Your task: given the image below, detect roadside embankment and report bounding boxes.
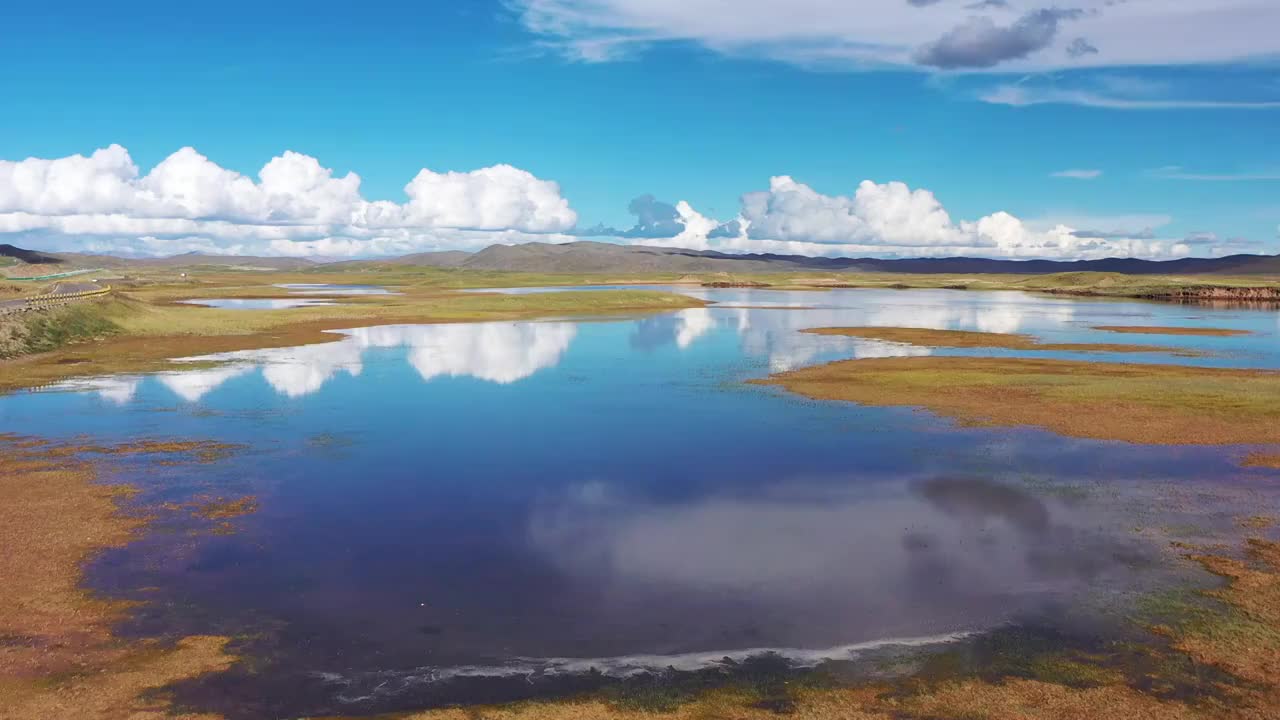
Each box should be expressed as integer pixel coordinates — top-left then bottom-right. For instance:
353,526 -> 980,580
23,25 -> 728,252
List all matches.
0,297 -> 123,360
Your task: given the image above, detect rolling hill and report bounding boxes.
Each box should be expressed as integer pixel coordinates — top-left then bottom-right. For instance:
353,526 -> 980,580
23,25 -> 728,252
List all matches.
4,241 -> 1279,276
354,241 -> 1280,276
1,246 -> 318,272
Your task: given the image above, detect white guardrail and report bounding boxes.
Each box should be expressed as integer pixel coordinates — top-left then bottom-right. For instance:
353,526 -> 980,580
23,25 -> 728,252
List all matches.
0,286 -> 112,315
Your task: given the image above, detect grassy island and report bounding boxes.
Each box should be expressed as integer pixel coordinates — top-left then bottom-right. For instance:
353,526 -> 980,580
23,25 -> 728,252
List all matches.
757,355 -> 1280,446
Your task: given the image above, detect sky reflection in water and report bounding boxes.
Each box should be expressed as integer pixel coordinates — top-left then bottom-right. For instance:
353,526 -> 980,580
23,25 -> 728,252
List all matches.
276,283 -> 398,295
4,287 -> 1279,715
178,298 -> 338,310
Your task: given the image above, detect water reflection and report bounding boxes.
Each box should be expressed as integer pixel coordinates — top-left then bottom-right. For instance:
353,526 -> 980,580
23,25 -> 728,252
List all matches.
625,290 -> 1084,371
47,286 -> 1278,411
159,366 -> 256,402
180,298 -> 337,310
674,308 -> 715,349
353,323 -> 577,385
12,286 -> 1280,716
66,285 -> 1273,407
630,304 -> 937,370
277,283 -> 396,296
528,475 -> 1153,652
54,376 -> 143,404
156,321 -> 577,400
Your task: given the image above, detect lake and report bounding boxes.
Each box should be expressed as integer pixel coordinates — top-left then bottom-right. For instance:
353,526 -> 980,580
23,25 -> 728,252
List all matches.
180,298 -> 339,310
276,283 -> 399,295
3,286 -> 1278,717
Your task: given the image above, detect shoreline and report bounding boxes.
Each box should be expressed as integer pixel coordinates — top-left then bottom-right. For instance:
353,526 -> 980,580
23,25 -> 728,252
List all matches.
0,434 -> 241,720
3,315 -> 1280,716
3,275 -> 1280,718
4,266 -> 1278,397
0,284 -> 706,394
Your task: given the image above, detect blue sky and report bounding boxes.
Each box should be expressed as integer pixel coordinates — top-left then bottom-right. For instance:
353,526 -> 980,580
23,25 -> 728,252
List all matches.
0,0 -> 1276,259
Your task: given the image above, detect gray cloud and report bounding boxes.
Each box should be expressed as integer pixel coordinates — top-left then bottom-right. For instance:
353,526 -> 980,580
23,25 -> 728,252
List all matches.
1180,232 -> 1258,250
915,8 -> 1083,69
579,194 -> 745,240
1066,37 -> 1099,57
709,219 -> 743,239
1181,231 -> 1218,246
1070,227 -> 1157,240
626,194 -> 683,237
577,194 -> 685,238
908,0 -> 945,6
966,0 -> 1010,8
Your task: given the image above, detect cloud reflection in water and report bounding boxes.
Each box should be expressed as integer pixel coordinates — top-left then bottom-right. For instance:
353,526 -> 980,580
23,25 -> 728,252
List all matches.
528,474 -> 1155,649
54,288 -> 1080,404
630,289 -> 1078,370
154,321 -> 577,400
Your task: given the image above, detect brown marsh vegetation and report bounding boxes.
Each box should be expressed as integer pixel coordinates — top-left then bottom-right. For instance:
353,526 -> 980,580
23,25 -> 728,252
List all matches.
0,434 -> 243,719
1091,325 -> 1253,337
1244,454 -> 1280,470
804,326 -> 1201,355
757,356 -> 1280,446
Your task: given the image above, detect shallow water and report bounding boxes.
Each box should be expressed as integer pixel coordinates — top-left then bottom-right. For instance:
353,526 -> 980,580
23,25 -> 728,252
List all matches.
180,298 -> 338,310
4,287 -> 1280,717
276,283 -> 397,295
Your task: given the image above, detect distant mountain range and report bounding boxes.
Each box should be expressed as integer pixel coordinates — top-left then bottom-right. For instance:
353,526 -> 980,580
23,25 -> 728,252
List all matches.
5,241 -> 1280,276
0,243 -> 65,265
334,241 -> 1280,276
1,246 -> 317,271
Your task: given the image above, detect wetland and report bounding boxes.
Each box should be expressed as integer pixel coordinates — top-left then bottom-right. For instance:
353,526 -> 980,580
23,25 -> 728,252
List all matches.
2,281 -> 1279,719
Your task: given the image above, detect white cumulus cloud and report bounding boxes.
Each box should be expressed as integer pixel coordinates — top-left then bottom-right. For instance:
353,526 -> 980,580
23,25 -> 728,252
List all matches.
0,145 -> 1239,261
0,145 -> 578,257
739,177 -> 965,248
650,176 -> 1192,260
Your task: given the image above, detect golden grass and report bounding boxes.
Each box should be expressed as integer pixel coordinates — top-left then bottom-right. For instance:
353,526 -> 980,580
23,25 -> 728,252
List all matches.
1092,325 -> 1252,337
190,495 -> 257,520
806,326 -> 1199,355
162,495 -> 259,535
1179,540 -> 1280,689
0,435 -> 238,720
88,439 -> 243,463
757,356 -> 1280,446
1243,453 -> 1280,470
347,689 -> 894,720
331,684 -> 1188,720
1238,516 -> 1277,530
